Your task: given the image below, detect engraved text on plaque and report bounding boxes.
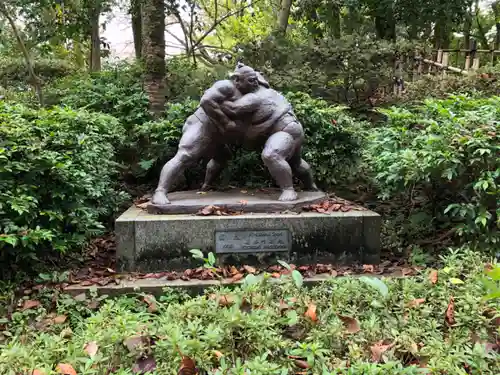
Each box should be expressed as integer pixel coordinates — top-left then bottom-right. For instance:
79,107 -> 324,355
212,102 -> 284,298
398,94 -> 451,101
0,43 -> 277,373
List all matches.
215,229 -> 291,254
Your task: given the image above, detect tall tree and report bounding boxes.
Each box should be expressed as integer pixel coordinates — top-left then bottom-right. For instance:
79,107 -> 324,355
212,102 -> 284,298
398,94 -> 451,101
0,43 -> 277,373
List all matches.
88,0 -> 102,71
493,1 -> 500,50
142,0 -> 166,117
278,0 -> 293,35
130,0 -> 142,59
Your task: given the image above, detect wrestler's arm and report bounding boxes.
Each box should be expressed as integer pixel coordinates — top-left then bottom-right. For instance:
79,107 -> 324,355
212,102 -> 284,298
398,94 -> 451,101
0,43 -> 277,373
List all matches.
199,80 -> 236,128
221,93 -> 261,117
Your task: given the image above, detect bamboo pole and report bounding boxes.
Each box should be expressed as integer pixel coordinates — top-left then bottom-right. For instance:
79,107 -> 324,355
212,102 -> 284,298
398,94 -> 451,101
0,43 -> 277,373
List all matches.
472,57 -> 480,70
442,52 -> 450,78
415,57 -> 470,76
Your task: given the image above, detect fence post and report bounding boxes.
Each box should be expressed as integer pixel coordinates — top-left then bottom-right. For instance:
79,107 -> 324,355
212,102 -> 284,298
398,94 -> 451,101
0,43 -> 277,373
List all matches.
470,39 -> 478,71
442,52 -> 449,78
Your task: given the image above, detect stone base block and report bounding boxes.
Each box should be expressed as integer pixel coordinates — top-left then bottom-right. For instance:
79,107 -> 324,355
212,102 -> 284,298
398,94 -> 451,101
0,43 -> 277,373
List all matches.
116,205 -> 381,272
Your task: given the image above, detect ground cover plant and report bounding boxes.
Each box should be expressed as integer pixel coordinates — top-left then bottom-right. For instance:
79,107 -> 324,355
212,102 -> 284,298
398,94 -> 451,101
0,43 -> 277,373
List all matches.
0,247 -> 498,374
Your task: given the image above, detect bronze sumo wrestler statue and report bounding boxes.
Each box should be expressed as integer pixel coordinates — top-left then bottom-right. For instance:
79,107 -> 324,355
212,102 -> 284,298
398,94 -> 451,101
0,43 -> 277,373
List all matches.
151,63 -> 319,206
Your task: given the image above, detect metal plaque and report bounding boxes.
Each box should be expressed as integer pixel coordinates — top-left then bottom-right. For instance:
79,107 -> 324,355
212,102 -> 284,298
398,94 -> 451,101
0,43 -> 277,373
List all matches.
215,229 -> 291,254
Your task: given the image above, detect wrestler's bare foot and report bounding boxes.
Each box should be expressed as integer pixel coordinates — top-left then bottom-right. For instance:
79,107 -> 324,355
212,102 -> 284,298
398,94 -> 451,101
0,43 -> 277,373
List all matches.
151,190 -> 170,205
279,188 -> 298,201
200,183 -> 213,192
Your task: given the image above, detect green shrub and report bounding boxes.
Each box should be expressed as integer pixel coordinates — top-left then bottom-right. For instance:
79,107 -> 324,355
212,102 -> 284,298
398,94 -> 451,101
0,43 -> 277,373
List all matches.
286,91 -> 364,186
135,92 -> 363,189
0,57 -> 77,88
366,95 -> 499,245
0,102 -> 128,266
48,62 -> 149,130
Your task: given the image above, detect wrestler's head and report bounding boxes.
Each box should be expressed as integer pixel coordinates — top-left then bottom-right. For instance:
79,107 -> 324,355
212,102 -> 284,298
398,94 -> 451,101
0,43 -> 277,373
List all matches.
230,63 -> 260,94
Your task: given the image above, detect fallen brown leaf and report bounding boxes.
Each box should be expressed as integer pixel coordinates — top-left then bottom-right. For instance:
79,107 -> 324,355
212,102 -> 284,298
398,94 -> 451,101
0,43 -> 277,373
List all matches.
22,300 -> 41,310
363,264 -> 375,273
271,272 -> 281,278
213,350 -> 224,360
53,315 -> 67,325
83,341 -> 98,358
370,340 -> 394,362
124,336 -> 149,354
231,273 -> 244,282
402,267 -> 415,276
132,356 -> 157,374
143,294 -> 158,313
209,294 -> 234,307
429,270 -> 438,284
294,359 -> 310,369
445,296 -> 455,326
338,315 -> 360,333
243,265 -> 256,274
198,205 -> 216,216
178,355 -> 197,375
56,363 -> 77,375
304,303 -> 318,322
279,299 -> 291,312
407,298 -> 426,308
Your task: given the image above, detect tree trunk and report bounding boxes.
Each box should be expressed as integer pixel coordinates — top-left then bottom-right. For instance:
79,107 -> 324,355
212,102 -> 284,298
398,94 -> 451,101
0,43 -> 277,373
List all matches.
277,0 -> 293,35
142,0 -> 166,117
434,18 -> 450,49
493,2 -> 500,50
89,1 -> 101,72
331,5 -> 341,39
374,8 -> 396,40
346,6 -> 359,35
131,0 -> 142,59
464,10 -> 472,50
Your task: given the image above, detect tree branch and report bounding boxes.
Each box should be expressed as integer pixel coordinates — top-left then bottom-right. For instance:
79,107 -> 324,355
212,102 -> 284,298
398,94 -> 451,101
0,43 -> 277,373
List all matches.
0,1 -> 44,106
192,0 -> 261,50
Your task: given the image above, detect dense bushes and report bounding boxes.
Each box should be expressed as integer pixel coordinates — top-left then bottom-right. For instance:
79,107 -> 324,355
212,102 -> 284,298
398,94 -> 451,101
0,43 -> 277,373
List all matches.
365,95 -> 499,245
48,62 -> 149,130
0,57 -> 77,88
238,36 -> 419,106
0,103 -> 127,266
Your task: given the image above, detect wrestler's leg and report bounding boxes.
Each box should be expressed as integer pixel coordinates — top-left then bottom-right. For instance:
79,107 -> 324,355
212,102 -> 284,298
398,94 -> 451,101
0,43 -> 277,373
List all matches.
201,145 -> 232,191
289,149 -> 319,191
152,119 -> 212,205
261,131 -> 297,201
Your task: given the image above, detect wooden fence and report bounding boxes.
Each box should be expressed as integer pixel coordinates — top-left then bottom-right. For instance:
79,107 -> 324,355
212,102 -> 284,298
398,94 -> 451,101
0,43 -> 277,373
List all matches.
392,46 -> 500,96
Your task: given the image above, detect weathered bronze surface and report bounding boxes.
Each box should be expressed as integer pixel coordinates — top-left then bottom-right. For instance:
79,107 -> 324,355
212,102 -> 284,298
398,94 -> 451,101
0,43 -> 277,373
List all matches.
150,63 -> 319,209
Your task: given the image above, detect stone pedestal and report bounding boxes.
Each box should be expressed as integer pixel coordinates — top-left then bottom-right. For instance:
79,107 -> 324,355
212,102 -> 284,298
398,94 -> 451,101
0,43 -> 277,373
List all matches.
116,189 -> 381,272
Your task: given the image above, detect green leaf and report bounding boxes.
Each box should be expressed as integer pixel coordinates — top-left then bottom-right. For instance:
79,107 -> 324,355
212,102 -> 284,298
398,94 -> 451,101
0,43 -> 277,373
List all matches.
189,249 -> 204,259
243,274 -> 259,287
291,270 -> 303,289
286,310 -> 299,325
359,276 -> 389,298
138,159 -> 155,171
449,278 -> 464,284
208,252 -> 216,265
277,260 -> 291,270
